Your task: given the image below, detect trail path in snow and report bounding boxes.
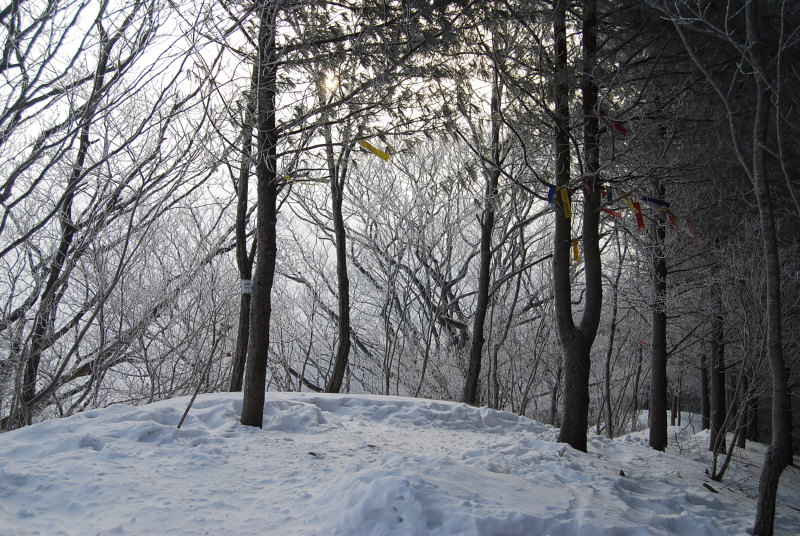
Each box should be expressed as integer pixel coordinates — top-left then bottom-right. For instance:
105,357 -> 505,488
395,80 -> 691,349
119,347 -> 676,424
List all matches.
1,393 -> 798,535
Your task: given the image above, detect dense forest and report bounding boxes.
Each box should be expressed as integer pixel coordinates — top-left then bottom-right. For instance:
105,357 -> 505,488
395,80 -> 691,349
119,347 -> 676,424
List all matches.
1,0 -> 798,533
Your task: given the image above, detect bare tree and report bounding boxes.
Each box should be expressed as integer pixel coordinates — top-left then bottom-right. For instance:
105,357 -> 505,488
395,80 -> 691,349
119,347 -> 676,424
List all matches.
1,0 -> 226,429
228,66 -> 258,393
462,38 -> 503,406
650,1 -> 797,533
240,1 -> 280,427
551,0 -> 604,453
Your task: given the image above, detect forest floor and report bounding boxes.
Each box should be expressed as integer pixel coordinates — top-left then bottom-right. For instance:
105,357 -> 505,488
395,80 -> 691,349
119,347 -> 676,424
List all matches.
0,392 -> 798,535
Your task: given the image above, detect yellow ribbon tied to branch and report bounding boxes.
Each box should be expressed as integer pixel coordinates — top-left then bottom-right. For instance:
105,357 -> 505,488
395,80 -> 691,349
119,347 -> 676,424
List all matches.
559,187 -> 572,218
358,140 -> 391,161
620,190 -> 636,212
572,238 -> 580,262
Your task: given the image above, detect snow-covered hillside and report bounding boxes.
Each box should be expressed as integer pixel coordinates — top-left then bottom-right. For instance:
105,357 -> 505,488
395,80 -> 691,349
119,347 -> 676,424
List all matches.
0,393 -> 798,535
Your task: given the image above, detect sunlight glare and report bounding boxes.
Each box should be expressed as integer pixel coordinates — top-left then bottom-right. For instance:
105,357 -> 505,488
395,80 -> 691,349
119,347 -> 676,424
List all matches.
324,72 -> 338,94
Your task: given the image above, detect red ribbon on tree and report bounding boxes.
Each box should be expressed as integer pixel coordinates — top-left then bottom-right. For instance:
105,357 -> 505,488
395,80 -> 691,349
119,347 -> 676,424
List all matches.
685,219 -> 702,246
633,202 -> 645,230
597,109 -> 630,137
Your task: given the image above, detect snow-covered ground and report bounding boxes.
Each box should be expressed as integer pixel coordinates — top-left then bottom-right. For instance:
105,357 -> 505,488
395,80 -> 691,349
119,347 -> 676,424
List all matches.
1,393 -> 798,535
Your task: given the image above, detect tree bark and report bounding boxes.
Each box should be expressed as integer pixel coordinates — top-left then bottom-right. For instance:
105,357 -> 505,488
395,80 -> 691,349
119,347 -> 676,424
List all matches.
324,126 -> 354,393
229,66 -> 257,393
463,59 -> 501,405
709,314 -> 726,454
603,293 -> 617,438
241,6 -> 279,428
230,293 -> 253,392
755,447 -> 786,535
649,185 -> 668,451
603,232 -> 623,438
748,4 -> 793,533
700,355 -> 710,430
748,392 -> 760,443
554,0 -> 603,453
550,365 -> 562,427
737,379 -> 747,449
13,23 -> 118,426
631,346 -> 643,432
670,395 -> 677,427
666,4 -> 793,530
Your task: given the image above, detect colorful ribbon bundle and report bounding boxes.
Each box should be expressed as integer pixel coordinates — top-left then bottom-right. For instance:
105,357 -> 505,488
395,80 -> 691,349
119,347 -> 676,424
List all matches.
547,181 -> 703,262
611,188 -> 702,245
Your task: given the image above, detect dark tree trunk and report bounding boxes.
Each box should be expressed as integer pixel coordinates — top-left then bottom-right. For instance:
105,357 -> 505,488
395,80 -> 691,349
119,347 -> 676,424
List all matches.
241,7 -> 279,428
631,346 -> 643,432
649,184 -> 668,451
603,233 -> 623,438
554,0 -> 603,453
670,395 -> 678,427
550,365 -> 562,427
325,188 -> 351,393
748,393 -> 760,443
551,0 -> 578,446
324,128 -> 354,393
229,67 -> 257,393
748,5 -> 793,533
755,447 -> 786,535
463,62 -> 501,405
712,406 -> 747,482
669,3 -> 793,529
700,356 -> 710,430
737,381 -> 747,449
603,296 -> 617,438
14,36 -> 114,427
230,294 -> 252,392
710,314 -> 726,454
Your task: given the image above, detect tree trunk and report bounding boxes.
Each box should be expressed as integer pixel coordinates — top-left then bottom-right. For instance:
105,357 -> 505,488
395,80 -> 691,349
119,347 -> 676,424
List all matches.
709,314 -> 726,454
748,393 -> 760,443
230,293 -> 252,392
550,365 -> 562,427
669,4 -> 793,530
649,184 -> 668,452
755,447 -> 786,536
324,133 -> 354,394
14,32 -> 115,427
712,407 -> 747,482
700,356 -> 710,430
748,4 -> 793,533
603,301 -> 616,438
241,6 -> 279,428
737,380 -> 747,449
551,0 -> 578,445
748,0 -> 793,459
463,61 -> 501,405
554,0 -> 603,453
603,233 -> 623,439
631,345 -> 643,432
670,395 -> 677,427
229,67 -> 257,393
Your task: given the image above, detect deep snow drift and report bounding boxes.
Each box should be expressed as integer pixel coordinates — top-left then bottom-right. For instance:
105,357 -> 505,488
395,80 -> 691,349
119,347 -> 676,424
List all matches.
0,393 -> 798,535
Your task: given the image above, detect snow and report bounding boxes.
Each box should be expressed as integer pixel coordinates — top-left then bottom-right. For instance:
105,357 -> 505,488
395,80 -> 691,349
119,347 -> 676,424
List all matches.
1,393 -> 798,535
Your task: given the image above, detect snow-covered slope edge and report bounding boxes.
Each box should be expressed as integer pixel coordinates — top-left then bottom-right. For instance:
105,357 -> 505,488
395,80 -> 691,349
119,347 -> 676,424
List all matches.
0,392 -> 797,535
